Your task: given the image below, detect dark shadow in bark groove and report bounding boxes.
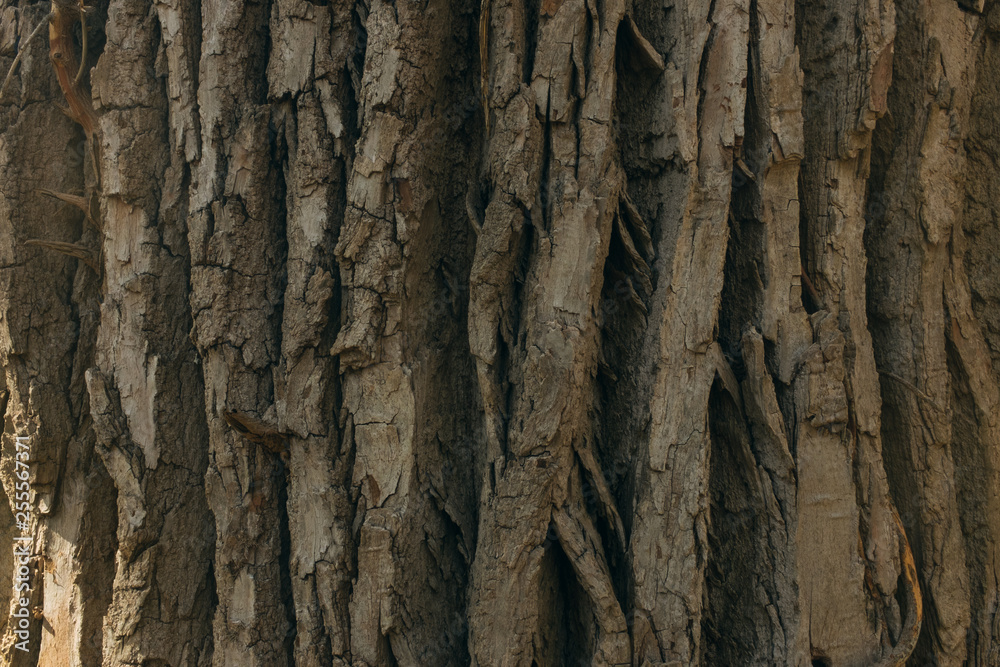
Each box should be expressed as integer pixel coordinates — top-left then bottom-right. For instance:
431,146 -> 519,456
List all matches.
704,381 -> 767,666
870,320 -> 931,660
603,0 -> 670,615
534,534 -> 590,666
73,453 -> 116,662
495,215 -> 534,460
797,171 -> 818,315
946,331 -> 998,662
276,454 -> 296,664
964,11 -> 1000,380
719,208 -> 762,373
348,3 -> 367,103
595,209 -> 651,598
864,24 -> 958,661
523,0 -> 540,85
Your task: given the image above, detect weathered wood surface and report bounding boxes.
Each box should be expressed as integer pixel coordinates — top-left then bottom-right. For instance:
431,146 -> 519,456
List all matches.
0,0 -> 997,665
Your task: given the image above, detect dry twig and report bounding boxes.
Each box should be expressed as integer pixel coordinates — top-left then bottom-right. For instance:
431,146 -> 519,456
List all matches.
0,13 -> 52,100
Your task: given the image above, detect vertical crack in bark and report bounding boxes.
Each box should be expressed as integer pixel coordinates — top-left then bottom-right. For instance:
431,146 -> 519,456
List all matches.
266,101 -> 297,667
0,1 -> 117,663
187,0 -> 290,660
80,0 -> 218,663
705,376 -> 785,665
797,0 -> 929,663
701,2 -> 811,659
955,6 -> 1000,661
266,0 -> 365,660
865,0 -> 991,663
332,0 -> 479,662
468,0 -> 651,661
616,1 -> 748,663
944,303 -> 1000,663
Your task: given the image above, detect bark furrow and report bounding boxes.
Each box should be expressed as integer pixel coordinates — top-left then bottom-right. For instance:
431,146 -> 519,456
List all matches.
0,0 -> 997,664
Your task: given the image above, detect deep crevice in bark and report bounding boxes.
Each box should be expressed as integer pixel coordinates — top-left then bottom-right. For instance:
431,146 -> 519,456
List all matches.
797,171 -> 817,314
2,0 -> 1000,663
704,382 -> 767,665
535,535 -> 592,666
523,0 -> 539,85
276,457 -> 297,664
945,330 -> 993,661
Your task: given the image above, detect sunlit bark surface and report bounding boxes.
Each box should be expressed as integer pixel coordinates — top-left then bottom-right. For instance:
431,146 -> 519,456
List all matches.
0,0 -> 998,664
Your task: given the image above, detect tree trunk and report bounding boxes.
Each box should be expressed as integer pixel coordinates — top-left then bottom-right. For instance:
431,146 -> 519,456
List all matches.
0,0 -> 998,664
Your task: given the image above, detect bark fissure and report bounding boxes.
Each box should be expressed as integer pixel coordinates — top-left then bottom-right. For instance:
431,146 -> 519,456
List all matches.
2,0 -> 1000,664
864,0 -> 1000,662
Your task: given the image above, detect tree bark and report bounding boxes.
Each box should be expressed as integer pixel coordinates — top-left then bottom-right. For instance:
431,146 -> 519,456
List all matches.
0,0 -> 997,665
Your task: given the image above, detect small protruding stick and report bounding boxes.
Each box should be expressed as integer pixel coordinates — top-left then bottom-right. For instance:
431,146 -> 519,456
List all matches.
465,187 -> 482,236
49,0 -> 100,186
878,370 -> 947,413
0,13 -> 53,100
74,0 -> 86,84
48,0 -> 96,138
479,0 -> 490,134
36,188 -> 101,231
800,263 -> 825,309
37,188 -> 88,212
24,239 -> 99,272
222,410 -> 289,462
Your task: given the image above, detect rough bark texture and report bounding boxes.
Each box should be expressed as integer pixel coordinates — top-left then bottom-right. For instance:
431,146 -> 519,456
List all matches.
0,0 -> 997,665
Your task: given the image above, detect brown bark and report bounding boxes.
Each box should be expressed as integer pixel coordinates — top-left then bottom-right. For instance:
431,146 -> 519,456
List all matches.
867,1 -> 1000,664
0,0 -> 998,665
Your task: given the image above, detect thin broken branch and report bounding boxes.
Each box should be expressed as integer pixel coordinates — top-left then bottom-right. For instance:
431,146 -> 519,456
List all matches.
74,1 -> 87,84
36,188 -> 100,230
878,370 -> 947,413
0,13 -> 53,100
222,410 -> 289,459
800,263 -> 824,309
49,0 -> 96,138
24,239 -> 99,272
